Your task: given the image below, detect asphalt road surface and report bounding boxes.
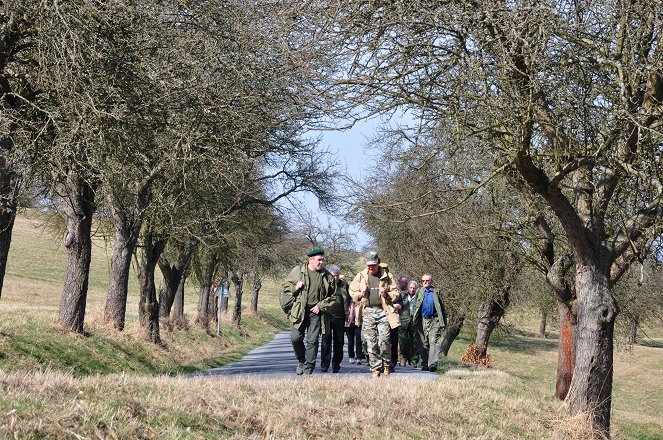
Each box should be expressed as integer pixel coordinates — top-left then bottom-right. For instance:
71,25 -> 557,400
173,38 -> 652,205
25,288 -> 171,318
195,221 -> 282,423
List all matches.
195,331 -> 437,379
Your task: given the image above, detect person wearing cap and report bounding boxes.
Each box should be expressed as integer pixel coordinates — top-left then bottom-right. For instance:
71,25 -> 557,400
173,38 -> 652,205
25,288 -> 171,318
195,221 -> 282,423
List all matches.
412,274 -> 448,372
282,248 -> 337,375
320,265 -> 346,373
349,251 -> 400,377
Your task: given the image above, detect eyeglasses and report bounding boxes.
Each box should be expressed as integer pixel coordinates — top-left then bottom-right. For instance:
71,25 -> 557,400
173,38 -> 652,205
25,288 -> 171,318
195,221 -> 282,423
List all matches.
422,279 -> 431,283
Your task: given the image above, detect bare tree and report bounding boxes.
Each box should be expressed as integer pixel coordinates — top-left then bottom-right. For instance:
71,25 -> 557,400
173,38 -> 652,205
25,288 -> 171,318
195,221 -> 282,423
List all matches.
304,1 -> 663,433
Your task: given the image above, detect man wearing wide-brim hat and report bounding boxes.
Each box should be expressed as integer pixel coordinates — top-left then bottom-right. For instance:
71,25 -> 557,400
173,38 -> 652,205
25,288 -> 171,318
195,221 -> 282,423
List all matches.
282,248 -> 337,376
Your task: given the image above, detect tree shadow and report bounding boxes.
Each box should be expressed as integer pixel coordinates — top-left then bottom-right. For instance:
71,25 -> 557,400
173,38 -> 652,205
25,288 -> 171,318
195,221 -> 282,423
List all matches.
639,339 -> 663,349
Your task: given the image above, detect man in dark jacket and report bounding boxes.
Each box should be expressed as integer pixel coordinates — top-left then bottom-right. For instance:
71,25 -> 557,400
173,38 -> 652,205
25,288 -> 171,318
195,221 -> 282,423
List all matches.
320,265 -> 346,373
412,274 -> 447,372
281,248 -> 336,375
398,279 -> 421,368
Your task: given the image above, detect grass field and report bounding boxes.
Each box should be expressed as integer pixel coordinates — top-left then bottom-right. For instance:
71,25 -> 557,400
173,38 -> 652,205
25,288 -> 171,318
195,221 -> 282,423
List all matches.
1,212 -> 662,439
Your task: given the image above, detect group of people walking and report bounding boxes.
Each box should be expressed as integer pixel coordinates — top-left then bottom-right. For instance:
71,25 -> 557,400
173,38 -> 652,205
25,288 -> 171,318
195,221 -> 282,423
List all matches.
281,248 -> 447,377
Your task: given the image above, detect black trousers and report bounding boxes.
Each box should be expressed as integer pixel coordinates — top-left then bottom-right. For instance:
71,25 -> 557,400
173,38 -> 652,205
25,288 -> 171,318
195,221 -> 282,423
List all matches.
345,323 -> 364,359
321,317 -> 345,371
390,327 -> 399,367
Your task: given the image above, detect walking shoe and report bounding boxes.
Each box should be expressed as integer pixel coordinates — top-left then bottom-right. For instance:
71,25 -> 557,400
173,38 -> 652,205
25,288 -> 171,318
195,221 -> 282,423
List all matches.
332,368 -> 340,373
383,366 -> 391,376
356,358 -> 362,365
349,358 -> 355,364
296,363 -> 304,375
421,365 -> 429,371
411,363 -> 418,369
371,369 -> 380,378
429,365 -> 437,372
321,368 -> 328,373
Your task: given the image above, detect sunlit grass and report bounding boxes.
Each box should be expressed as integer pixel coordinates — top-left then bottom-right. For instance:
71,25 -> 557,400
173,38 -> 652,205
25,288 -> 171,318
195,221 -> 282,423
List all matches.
1,212 -> 662,438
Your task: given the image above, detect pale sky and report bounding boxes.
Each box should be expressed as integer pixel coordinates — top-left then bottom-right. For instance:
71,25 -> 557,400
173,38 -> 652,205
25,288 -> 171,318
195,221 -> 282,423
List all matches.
293,117 -> 385,250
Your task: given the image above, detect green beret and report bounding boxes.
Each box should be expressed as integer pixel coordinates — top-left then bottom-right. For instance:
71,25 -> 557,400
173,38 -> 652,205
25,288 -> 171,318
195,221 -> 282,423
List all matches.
306,248 -> 325,257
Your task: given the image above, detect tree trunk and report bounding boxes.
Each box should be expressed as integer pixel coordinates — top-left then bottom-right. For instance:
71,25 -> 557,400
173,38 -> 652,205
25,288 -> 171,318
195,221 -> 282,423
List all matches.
250,274 -> 261,314
232,272 -> 243,326
566,263 -> 617,437
104,196 -> 140,330
539,308 -> 547,337
627,315 -> 639,345
58,171 -> 96,334
137,232 -> 166,343
172,275 -> 186,322
555,302 -> 576,399
195,254 -> 218,328
440,315 -> 464,356
474,288 -> 510,358
157,239 -> 197,318
0,137 -> 18,299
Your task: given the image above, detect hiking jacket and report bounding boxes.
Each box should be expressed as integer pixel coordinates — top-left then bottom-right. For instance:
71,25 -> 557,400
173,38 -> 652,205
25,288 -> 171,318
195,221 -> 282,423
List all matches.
412,285 -> 448,328
349,268 -> 401,329
282,263 -> 336,331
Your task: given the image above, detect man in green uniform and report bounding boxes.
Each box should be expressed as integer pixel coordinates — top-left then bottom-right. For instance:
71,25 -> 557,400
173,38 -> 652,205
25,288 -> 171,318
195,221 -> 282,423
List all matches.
320,265 -> 346,373
398,280 -> 421,368
282,248 -> 336,375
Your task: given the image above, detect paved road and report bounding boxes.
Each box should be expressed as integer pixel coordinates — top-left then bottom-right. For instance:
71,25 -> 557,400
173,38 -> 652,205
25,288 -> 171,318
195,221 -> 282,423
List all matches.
195,331 -> 437,379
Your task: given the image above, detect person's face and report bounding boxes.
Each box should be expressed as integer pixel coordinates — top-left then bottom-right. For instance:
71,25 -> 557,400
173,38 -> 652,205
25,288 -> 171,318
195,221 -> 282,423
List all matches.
308,255 -> 325,271
422,276 -> 432,287
367,264 -> 379,276
399,278 -> 409,289
408,284 -> 417,294
330,272 -> 340,282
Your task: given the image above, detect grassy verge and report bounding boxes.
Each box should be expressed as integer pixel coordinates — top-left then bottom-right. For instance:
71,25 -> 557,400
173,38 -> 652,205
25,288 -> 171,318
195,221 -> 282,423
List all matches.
2,213 -> 663,438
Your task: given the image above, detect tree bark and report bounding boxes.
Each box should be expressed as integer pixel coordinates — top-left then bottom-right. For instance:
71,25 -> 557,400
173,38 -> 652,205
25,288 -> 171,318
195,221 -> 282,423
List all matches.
566,262 -> 617,436
103,194 -> 140,330
556,302 -> 577,399
137,232 -> 166,343
250,274 -> 261,314
58,170 -> 96,334
627,315 -> 639,345
440,315 -> 464,357
172,275 -> 186,322
539,309 -> 547,337
0,138 -> 18,299
194,254 -> 218,329
232,272 -> 243,326
158,239 -> 197,318
474,288 -> 510,358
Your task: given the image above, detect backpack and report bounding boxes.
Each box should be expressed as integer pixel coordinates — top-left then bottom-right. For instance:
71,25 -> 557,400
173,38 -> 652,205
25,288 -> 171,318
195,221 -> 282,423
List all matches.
279,289 -> 295,315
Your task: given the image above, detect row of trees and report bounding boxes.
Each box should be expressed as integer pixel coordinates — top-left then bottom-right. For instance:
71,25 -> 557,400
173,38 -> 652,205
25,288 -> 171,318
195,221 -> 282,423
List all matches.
2,1 -> 662,436
0,1 -> 337,341
294,0 -> 663,436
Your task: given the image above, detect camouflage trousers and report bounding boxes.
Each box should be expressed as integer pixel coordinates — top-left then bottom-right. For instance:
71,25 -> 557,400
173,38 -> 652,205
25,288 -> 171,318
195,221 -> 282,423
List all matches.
361,307 -> 391,371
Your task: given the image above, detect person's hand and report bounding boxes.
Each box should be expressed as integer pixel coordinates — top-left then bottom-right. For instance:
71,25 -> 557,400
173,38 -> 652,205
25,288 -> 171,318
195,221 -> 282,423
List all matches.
295,281 -> 305,291
393,303 -> 402,311
379,286 -> 387,297
311,305 -> 320,314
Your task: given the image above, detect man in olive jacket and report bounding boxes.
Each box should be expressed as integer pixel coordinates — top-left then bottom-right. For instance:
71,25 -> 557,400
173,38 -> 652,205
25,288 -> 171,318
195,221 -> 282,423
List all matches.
412,274 -> 447,372
282,248 -> 336,375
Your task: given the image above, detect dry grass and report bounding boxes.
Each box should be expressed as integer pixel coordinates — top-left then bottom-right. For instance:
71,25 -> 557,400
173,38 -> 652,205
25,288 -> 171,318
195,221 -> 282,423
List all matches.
2,213 -> 663,439
0,368 -> 584,440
